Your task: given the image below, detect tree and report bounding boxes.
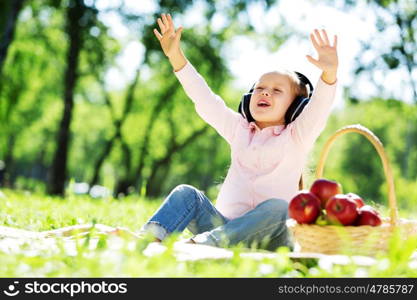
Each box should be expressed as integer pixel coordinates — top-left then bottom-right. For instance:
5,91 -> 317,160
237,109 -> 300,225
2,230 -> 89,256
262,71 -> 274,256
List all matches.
48,0 -> 102,195
0,0 -> 66,188
333,0 -> 417,180
88,67 -> 141,189
336,0 -> 416,101
2,0 -> 293,198
0,0 -> 25,74
109,0 -> 288,197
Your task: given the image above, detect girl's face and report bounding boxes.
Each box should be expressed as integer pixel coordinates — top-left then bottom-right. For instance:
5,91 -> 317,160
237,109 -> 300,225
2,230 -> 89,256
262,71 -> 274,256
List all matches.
249,72 -> 295,129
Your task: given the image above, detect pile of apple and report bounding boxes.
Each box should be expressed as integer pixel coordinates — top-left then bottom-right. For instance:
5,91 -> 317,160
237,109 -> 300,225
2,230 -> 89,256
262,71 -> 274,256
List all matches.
289,178 -> 382,226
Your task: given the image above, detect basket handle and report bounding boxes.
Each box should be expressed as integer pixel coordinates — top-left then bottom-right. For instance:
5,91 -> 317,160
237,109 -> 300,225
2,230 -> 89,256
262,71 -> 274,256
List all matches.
315,124 -> 398,226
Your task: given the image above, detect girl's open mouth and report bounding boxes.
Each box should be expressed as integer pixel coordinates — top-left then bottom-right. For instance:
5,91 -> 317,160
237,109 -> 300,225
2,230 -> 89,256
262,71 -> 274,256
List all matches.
257,99 -> 271,108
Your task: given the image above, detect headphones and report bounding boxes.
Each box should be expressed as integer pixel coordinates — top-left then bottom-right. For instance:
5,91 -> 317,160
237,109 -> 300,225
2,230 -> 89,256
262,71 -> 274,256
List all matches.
238,71 -> 314,125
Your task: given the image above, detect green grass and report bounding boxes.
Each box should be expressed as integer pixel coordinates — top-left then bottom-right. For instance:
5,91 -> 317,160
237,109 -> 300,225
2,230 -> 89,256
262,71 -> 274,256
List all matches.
1,188 -> 417,277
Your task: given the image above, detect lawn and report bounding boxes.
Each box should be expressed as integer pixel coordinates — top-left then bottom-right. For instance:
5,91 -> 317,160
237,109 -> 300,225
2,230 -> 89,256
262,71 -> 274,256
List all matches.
1,188 -> 417,277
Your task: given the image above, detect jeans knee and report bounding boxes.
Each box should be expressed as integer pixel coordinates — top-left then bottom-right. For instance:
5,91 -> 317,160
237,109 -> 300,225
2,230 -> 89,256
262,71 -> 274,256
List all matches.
172,184 -> 198,195
169,184 -> 199,205
257,198 -> 289,220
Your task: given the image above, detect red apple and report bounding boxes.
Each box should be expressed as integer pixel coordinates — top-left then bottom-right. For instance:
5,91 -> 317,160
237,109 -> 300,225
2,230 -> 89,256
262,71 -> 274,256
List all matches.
347,192 -> 365,208
325,194 -> 358,226
289,191 -> 321,224
310,178 -> 343,208
355,205 -> 382,226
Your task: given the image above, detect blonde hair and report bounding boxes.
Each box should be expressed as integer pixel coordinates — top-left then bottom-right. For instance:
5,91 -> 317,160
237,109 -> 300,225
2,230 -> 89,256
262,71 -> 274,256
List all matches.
275,69 -> 309,100
259,69 -> 309,100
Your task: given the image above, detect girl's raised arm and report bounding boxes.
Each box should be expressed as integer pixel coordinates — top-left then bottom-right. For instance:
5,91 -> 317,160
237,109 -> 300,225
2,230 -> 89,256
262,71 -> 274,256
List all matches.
153,13 -> 186,71
292,29 -> 338,151
153,13 -> 242,145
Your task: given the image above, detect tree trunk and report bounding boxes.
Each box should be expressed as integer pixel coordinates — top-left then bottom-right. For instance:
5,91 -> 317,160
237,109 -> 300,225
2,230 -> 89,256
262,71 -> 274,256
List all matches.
113,82 -> 177,196
132,83 -> 177,191
2,134 -> 15,188
0,0 -> 25,74
89,68 -> 140,188
48,0 -> 84,195
113,139 -> 133,197
146,125 -> 209,198
89,134 -> 117,188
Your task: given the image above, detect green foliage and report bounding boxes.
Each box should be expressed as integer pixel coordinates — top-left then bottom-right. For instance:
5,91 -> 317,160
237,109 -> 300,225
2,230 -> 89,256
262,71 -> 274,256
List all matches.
330,0 -> 417,101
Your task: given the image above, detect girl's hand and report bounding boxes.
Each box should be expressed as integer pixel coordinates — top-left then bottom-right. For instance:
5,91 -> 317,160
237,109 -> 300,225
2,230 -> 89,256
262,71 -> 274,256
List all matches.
153,13 -> 183,58
306,29 -> 338,73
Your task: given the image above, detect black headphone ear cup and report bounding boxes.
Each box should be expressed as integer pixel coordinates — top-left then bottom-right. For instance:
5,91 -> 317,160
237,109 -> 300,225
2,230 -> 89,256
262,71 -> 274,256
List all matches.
285,96 -> 310,124
243,93 -> 255,123
238,93 -> 255,123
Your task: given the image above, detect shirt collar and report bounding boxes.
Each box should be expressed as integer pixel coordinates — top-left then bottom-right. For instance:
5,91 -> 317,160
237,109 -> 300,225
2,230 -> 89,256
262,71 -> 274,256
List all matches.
249,122 -> 286,136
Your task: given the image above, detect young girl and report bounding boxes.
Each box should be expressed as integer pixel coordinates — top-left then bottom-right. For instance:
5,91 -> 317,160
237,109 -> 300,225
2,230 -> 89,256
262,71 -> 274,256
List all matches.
0,14 -> 338,252
138,13 -> 338,250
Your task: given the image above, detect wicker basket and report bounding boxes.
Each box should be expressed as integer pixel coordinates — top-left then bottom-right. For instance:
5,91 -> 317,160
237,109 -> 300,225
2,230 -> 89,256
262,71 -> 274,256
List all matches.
287,124 -> 417,256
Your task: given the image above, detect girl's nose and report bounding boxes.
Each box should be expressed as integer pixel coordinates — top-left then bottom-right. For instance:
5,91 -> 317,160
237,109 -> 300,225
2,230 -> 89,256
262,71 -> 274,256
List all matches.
261,89 -> 270,96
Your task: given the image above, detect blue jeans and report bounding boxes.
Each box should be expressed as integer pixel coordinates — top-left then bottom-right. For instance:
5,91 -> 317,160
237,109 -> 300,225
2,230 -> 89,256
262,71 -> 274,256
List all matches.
140,184 -> 293,251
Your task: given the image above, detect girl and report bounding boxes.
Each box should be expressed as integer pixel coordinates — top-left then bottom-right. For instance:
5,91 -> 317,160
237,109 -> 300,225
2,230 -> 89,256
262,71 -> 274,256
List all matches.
138,13 -> 338,250
0,14 -> 338,252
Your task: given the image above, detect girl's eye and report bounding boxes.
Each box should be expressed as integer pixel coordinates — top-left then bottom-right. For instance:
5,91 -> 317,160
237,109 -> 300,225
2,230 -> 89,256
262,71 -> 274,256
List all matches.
274,89 -> 281,92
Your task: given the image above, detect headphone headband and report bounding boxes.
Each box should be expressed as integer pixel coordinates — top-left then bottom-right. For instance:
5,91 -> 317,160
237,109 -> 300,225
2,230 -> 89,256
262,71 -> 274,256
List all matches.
294,71 -> 313,98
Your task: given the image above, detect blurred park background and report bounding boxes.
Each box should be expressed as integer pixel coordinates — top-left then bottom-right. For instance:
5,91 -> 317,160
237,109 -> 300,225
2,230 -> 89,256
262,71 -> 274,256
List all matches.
0,0 -> 416,209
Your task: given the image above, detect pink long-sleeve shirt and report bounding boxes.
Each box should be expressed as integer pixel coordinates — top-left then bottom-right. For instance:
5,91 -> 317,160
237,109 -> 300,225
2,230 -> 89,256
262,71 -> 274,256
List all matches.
174,61 -> 337,220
